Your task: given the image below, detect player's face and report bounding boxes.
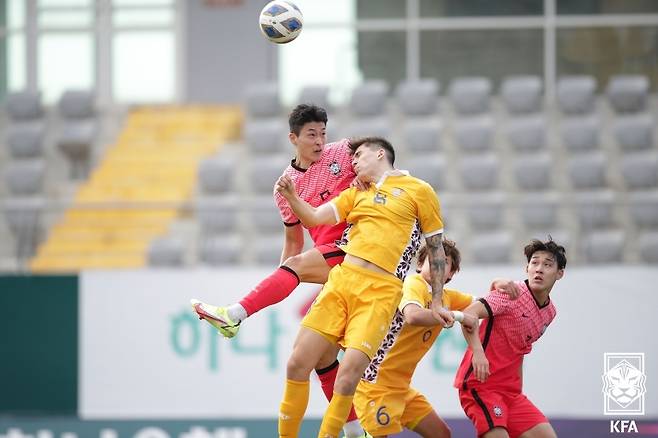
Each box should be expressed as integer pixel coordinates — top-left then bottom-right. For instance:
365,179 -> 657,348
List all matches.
526,250 -> 564,292
289,122 -> 326,167
351,144 -> 383,181
420,254 -> 455,285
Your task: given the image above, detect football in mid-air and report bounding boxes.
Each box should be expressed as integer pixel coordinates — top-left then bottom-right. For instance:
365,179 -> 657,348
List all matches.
258,1 -> 303,44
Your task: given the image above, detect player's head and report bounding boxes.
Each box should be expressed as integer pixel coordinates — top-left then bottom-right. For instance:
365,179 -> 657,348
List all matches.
524,237 -> 566,294
417,238 -> 461,285
348,136 -> 395,180
288,104 -> 328,167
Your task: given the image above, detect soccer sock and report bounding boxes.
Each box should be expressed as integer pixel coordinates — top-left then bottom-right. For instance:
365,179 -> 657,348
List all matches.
315,361 -> 360,425
226,304 -> 248,323
318,392 -> 354,438
279,379 -> 309,438
239,266 -> 300,316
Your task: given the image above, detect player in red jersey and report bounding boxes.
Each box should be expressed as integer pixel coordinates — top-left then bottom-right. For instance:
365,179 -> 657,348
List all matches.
455,238 -> 566,438
191,104 -> 365,438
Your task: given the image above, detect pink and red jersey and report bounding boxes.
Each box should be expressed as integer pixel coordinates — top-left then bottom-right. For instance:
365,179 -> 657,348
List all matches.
274,138 -> 355,245
455,280 -> 556,393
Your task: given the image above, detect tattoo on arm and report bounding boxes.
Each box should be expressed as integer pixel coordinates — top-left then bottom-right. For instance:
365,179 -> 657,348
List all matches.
426,233 -> 446,304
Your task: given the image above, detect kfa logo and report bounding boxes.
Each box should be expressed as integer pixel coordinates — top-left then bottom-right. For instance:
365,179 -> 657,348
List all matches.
329,161 -> 341,175
602,352 -> 646,415
610,420 -> 638,434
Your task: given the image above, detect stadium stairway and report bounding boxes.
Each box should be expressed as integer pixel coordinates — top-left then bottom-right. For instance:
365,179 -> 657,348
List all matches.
29,106 -> 241,272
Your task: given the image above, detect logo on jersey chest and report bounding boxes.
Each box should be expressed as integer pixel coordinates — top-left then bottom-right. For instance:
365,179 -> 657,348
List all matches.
329,161 -> 341,175
373,192 -> 387,205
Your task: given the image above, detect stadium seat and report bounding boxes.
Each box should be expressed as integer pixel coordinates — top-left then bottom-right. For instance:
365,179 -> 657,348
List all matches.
196,196 -> 238,236
638,231 -> 658,263
506,115 -> 546,151
629,191 -> 658,228
250,196 -> 283,232
582,230 -> 625,263
198,235 -> 241,265
556,75 -> 596,114
343,117 -> 391,139
4,159 -> 46,195
249,155 -> 290,193
500,75 -> 543,114
245,82 -> 280,118
465,192 -> 505,230
620,153 -> 658,189
197,155 -> 236,195
459,154 -> 499,190
245,119 -> 287,154
448,77 -> 492,115
519,193 -> 560,229
395,79 -> 440,116
254,234 -> 284,265
298,86 -> 330,110
574,190 -> 615,229
407,155 -> 446,191
56,90 -> 97,179
560,116 -> 599,152
613,113 -> 654,151
402,119 -> 442,153
567,152 -> 607,189
470,231 -> 512,263
606,75 -> 649,113
6,91 -> 43,121
350,80 -> 389,117
59,90 -> 95,119
7,123 -> 45,159
2,196 -> 44,259
454,115 -> 494,152
147,236 -> 185,267
513,153 -> 552,191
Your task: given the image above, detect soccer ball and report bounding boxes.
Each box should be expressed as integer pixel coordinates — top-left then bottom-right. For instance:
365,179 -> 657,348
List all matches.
258,0 -> 303,44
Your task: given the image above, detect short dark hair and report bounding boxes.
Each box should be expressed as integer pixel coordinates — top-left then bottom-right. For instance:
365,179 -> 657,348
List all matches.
417,238 -> 461,273
288,104 -> 328,135
349,136 -> 395,166
524,237 -> 567,270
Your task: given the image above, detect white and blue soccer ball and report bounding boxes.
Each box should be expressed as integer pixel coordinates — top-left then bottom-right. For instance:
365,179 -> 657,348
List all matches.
258,0 -> 303,44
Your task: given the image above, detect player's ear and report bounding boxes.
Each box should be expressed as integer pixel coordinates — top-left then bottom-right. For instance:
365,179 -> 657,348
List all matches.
556,269 -> 564,280
289,131 -> 297,145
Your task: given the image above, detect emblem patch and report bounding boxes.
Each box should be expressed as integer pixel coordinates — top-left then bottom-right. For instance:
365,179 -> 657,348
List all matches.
493,406 -> 503,417
329,161 -> 341,175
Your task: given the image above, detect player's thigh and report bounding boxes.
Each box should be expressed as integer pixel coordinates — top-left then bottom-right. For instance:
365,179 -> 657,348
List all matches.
404,391 -> 450,438
412,410 -> 451,438
333,348 -> 372,393
483,428 -> 511,438
287,326 -> 334,379
283,246 -> 334,284
517,423 -> 556,438
507,394 -> 551,438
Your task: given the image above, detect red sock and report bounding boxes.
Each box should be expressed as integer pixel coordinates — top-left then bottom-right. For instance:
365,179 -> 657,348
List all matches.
316,361 -> 359,423
239,266 -> 300,316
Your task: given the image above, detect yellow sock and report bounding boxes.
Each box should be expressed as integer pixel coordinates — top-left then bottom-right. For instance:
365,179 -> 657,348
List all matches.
317,392 -> 354,438
278,379 -> 309,438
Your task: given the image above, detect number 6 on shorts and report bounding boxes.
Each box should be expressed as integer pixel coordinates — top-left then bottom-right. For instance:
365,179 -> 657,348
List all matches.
376,406 -> 390,426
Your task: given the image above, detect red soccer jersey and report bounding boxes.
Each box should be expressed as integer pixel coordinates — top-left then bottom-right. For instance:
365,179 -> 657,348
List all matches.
274,138 -> 355,245
455,280 -> 557,393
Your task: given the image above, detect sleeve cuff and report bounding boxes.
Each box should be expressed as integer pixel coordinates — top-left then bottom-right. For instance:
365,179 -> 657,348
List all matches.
423,228 -> 444,238
329,202 -> 341,224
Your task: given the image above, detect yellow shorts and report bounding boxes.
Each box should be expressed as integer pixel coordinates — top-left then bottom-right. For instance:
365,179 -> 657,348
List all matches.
301,261 -> 402,359
354,382 -> 433,436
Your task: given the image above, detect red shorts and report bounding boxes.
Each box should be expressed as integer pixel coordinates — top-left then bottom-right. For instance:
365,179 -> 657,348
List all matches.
459,389 -> 548,438
316,243 -> 345,267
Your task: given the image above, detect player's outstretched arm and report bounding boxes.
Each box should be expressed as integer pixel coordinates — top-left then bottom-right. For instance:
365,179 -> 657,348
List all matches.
402,303 -> 445,327
275,175 -> 338,227
425,233 -> 453,327
280,223 -> 304,264
461,300 -> 490,382
489,278 -> 521,300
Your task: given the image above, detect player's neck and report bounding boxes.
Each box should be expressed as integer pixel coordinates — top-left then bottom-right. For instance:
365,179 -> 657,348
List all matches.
293,156 -> 313,170
528,285 -> 551,307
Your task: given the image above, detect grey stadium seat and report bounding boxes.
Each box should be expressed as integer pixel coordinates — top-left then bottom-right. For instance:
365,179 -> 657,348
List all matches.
506,115 -> 546,151
448,77 -> 492,115
7,123 -> 45,158
197,155 -> 236,195
606,75 -> 649,113
4,159 -> 46,195
396,79 -> 440,116
147,236 -> 185,267
344,117 -> 391,139
471,231 -> 513,264
402,119 -> 442,153
613,113 -> 654,151
500,75 -> 542,114
582,230 -> 625,263
460,154 -> 499,190
407,155 -> 446,191
629,191 -> 658,228
556,75 -> 596,115
59,90 -> 95,119
574,190 -> 615,229
350,80 -> 389,117
254,234 -> 284,265
245,120 -> 287,154
465,192 -> 505,230
2,197 -> 45,259
6,91 -> 43,121
513,153 -> 552,191
249,155 -> 290,193
567,152 -> 607,189
196,196 -> 238,236
245,82 -> 280,118
56,90 -> 97,179
454,115 -> 494,152
519,193 -> 559,228
298,86 -> 330,110
560,116 -> 599,152
620,153 -> 658,189
198,235 -> 241,265
639,231 -> 658,263
250,196 -> 283,232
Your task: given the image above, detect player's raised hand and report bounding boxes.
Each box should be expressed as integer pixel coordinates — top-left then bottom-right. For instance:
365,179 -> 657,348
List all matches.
432,306 -> 455,328
490,278 -> 520,300
275,174 -> 296,199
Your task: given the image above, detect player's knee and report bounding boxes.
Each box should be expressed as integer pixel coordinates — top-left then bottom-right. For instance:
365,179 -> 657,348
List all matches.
334,367 -> 362,393
286,352 -> 313,379
282,253 -> 304,271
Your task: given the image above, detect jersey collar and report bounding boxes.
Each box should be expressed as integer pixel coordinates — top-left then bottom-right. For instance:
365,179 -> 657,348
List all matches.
375,169 -> 409,189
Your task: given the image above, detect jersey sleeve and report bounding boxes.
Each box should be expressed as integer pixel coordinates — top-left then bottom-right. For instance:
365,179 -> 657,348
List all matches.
399,274 -> 430,311
274,189 -> 300,226
445,289 -> 475,311
480,289 -> 513,317
415,182 -> 444,237
330,186 -> 357,223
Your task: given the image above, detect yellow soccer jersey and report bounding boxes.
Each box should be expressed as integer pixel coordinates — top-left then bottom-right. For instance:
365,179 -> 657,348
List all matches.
330,173 -> 443,279
361,273 -> 473,388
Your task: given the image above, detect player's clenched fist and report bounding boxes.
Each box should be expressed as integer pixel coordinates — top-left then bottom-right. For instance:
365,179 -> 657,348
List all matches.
275,174 -> 296,199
